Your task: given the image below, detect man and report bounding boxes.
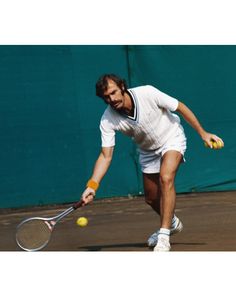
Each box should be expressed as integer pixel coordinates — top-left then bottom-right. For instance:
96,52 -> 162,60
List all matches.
81,74 -> 224,252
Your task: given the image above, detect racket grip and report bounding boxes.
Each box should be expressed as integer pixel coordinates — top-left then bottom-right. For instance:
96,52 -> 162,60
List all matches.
72,200 -> 84,210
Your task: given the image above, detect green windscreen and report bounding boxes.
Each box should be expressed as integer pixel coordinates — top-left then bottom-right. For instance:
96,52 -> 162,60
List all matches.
0,45 -> 235,208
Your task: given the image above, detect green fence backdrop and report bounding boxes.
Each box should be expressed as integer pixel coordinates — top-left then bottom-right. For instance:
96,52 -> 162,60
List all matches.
0,45 -> 235,208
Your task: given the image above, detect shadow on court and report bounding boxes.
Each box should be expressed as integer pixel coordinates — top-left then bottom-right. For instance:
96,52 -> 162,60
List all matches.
0,191 -> 236,251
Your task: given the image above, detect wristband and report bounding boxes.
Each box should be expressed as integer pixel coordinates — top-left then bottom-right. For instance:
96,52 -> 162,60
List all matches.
86,179 -> 99,191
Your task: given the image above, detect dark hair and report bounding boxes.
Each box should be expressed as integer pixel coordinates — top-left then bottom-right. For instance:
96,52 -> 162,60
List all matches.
95,74 -> 128,98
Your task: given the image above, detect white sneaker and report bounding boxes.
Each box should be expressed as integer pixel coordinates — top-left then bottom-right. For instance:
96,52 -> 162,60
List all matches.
153,237 -> 171,252
170,217 -> 183,235
147,231 -> 159,247
147,217 -> 183,247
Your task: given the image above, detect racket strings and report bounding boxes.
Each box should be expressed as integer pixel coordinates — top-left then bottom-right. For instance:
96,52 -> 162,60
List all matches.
16,219 -> 52,251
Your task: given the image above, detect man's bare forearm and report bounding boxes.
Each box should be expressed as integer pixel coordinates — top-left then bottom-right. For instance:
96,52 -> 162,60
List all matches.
90,146 -> 114,184
176,101 -> 206,137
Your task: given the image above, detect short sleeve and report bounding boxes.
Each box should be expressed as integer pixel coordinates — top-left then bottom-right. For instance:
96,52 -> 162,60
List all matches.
147,85 -> 179,111
100,112 -> 116,147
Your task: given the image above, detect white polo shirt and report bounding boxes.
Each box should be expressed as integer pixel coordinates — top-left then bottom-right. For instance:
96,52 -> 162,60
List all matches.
100,85 -> 182,151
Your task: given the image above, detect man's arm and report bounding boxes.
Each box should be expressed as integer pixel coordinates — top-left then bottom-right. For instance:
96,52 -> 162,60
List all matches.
81,146 -> 114,205
176,101 -> 224,147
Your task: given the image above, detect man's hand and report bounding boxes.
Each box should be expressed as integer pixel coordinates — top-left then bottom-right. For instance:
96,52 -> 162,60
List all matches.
81,187 -> 96,206
201,132 -> 224,149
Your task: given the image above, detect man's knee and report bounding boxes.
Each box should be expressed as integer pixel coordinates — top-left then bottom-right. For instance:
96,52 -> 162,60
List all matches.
159,173 -> 175,189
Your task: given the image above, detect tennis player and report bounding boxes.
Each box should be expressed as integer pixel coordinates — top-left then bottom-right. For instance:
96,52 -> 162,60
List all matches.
81,74 -> 224,252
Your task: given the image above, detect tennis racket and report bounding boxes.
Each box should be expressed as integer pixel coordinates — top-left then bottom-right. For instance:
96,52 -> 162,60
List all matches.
16,200 -> 83,251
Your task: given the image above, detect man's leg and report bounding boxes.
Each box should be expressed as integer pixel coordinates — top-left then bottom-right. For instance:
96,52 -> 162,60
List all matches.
159,150 -> 183,229
143,172 -> 161,215
143,172 -> 163,247
152,151 -> 183,251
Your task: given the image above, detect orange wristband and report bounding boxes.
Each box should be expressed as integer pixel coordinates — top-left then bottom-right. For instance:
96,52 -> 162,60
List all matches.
86,179 -> 99,191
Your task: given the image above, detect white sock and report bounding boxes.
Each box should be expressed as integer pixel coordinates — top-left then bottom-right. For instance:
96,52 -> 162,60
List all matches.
158,228 -> 170,240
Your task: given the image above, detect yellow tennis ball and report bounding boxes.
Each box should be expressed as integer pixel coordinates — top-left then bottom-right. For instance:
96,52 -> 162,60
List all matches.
212,140 -> 223,149
76,217 -> 88,227
205,140 -> 223,149
212,141 -> 218,149
217,140 -> 223,149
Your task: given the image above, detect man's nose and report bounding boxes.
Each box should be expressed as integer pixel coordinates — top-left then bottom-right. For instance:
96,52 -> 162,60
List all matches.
109,95 -> 116,101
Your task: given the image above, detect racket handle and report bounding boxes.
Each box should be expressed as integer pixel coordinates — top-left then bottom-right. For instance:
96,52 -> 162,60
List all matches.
72,200 -> 83,210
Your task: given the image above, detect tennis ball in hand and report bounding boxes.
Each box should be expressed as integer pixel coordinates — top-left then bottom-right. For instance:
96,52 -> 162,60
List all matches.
216,140 -> 224,149
76,217 -> 88,227
205,140 -> 223,149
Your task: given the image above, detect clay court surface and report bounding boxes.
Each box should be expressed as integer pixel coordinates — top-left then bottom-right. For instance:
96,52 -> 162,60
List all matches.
0,191 -> 236,252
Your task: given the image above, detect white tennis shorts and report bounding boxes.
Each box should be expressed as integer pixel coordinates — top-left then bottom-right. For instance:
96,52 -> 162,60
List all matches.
139,126 -> 187,174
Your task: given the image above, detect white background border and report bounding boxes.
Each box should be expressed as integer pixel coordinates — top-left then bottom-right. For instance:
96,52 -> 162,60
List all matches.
0,0 -> 236,44
1,1 -> 236,296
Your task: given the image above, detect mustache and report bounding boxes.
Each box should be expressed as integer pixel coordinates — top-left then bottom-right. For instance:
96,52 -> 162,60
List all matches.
111,100 -> 121,106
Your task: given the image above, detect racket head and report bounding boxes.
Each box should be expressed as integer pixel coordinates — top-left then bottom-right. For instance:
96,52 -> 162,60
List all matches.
16,218 -> 54,251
